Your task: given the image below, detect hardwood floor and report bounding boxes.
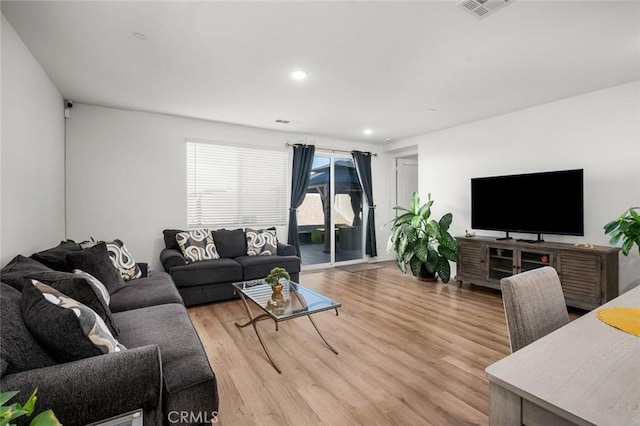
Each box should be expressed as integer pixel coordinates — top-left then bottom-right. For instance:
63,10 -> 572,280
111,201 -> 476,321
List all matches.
188,261 -> 512,425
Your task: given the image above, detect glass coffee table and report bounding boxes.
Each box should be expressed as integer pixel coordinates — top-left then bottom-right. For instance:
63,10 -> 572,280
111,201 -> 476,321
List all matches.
232,279 -> 341,373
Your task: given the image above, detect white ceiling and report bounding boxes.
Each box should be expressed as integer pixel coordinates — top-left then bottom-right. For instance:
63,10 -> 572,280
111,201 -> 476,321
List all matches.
3,1 -> 639,143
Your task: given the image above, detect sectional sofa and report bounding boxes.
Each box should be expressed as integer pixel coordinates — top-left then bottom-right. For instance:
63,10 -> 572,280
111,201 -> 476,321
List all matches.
0,241 -> 218,425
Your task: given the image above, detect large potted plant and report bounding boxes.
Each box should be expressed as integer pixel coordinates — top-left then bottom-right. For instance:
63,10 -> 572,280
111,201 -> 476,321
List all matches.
387,192 -> 458,282
604,207 -> 640,255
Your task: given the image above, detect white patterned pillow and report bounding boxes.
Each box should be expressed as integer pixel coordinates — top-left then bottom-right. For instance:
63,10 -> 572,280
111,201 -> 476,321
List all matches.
246,227 -> 278,256
176,229 -> 220,263
22,280 -> 126,362
106,239 -> 142,281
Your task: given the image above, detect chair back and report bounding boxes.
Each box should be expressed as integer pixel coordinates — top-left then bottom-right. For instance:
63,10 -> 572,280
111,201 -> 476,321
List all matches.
500,266 -> 569,352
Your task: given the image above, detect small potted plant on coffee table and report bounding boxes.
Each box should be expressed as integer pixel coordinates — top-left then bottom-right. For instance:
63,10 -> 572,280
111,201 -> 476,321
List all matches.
265,267 -> 290,293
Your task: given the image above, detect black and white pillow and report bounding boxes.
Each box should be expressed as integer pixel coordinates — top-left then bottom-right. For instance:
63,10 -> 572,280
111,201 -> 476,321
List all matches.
176,229 -> 220,263
25,270 -> 119,337
21,280 -> 126,363
246,228 -> 278,256
106,239 -> 142,281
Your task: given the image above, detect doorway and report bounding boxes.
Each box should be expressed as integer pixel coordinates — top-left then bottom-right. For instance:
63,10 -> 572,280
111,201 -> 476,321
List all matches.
396,156 -> 419,207
297,154 -> 365,267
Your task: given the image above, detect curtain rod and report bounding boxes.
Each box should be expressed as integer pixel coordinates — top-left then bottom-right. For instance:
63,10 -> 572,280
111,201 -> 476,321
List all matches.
285,142 -> 377,157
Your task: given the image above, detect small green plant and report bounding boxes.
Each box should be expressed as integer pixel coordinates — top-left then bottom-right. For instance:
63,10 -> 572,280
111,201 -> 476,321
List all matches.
604,207 -> 640,256
265,267 -> 290,286
0,388 -> 61,426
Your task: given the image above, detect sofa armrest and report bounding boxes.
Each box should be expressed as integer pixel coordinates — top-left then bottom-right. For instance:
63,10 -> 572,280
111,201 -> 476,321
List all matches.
277,242 -> 297,256
160,248 -> 186,271
0,345 -> 163,425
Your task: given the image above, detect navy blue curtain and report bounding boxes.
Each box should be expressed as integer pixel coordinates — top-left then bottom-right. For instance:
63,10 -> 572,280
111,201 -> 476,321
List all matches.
287,144 -> 316,257
352,151 -> 377,257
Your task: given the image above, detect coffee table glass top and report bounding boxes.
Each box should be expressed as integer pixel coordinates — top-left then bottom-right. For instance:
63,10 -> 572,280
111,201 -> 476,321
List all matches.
232,279 -> 341,321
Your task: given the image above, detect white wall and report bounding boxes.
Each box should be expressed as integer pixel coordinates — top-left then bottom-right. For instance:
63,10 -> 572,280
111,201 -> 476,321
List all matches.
1,14 -> 65,266
388,81 -> 640,293
65,104 -> 391,270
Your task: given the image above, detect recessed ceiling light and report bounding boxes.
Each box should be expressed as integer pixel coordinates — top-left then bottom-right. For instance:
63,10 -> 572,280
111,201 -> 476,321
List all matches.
132,32 -> 147,41
290,70 -> 308,81
363,129 -> 373,135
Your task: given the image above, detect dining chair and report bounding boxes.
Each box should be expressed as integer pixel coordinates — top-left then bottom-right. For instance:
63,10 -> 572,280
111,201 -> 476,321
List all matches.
500,266 -> 569,352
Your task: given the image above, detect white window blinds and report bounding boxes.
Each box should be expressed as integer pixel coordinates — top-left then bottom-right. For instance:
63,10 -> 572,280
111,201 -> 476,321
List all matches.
186,140 -> 288,228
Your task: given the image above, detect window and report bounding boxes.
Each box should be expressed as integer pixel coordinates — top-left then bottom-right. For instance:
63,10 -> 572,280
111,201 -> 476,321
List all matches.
186,140 -> 288,228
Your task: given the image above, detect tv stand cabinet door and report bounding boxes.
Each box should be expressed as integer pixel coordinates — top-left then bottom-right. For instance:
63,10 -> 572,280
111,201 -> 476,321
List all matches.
456,239 -> 487,285
556,251 -> 603,310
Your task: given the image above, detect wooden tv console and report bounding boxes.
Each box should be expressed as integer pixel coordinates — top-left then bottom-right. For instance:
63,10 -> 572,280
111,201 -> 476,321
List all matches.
455,236 -> 620,310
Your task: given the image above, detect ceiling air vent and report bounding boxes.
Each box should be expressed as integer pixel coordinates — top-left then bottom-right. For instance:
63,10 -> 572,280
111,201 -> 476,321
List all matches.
458,0 -> 514,19
275,119 -> 291,124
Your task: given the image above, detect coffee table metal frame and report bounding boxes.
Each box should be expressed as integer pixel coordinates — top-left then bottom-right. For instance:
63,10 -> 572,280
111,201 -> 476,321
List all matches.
232,279 -> 341,373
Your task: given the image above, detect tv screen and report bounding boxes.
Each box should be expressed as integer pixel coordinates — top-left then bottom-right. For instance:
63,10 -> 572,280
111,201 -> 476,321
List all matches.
471,169 -> 584,237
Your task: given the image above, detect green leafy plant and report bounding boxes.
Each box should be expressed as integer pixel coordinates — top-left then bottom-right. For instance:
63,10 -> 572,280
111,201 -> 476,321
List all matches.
387,192 -> 458,282
0,388 -> 61,426
604,207 -> 640,256
265,267 -> 290,286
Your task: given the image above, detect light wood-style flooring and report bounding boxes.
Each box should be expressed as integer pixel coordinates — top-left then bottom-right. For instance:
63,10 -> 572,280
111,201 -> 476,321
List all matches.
188,262 -> 512,425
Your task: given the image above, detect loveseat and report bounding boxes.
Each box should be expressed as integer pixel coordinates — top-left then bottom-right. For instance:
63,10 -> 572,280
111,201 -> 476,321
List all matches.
160,228 -> 301,306
0,241 -> 218,425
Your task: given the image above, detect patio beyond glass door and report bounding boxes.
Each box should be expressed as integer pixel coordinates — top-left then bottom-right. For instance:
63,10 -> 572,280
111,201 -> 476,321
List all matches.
297,154 -> 364,266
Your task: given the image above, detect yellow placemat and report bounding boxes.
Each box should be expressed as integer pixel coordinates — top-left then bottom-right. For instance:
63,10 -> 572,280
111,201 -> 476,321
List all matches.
596,307 -> 640,337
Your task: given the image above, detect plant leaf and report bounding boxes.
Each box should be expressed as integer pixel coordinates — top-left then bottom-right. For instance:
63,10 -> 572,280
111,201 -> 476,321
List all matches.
0,392 -> 18,407
409,257 -> 423,276
436,256 -> 451,283
30,410 -> 61,426
439,213 -> 453,232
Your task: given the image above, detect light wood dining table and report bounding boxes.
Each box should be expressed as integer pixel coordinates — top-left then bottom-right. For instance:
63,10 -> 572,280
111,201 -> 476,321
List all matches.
486,284 -> 640,426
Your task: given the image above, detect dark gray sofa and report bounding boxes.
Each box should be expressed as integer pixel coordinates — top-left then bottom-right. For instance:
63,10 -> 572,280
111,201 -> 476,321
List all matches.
0,245 -> 218,426
160,228 -> 301,306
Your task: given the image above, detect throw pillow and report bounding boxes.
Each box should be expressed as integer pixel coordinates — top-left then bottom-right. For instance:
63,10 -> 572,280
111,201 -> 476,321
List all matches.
163,229 -> 184,251
65,242 -> 126,294
21,280 -> 126,363
0,283 -> 57,374
26,270 -> 119,337
246,227 -> 278,256
0,255 -> 53,292
30,241 -> 82,272
106,239 -> 142,281
176,229 -> 220,263
210,228 -> 247,258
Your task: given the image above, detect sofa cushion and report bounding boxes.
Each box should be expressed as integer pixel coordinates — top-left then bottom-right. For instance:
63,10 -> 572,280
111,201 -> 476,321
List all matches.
235,255 -> 302,281
30,241 -> 82,272
113,303 -> 215,395
169,258 -> 243,288
1,255 -> 53,292
66,242 -> 127,294
176,229 -> 220,263
211,228 -> 247,258
25,270 -> 119,336
0,283 -> 57,375
106,239 -> 142,281
109,272 -> 183,312
163,229 -> 183,251
21,280 -> 126,363
246,227 -> 278,256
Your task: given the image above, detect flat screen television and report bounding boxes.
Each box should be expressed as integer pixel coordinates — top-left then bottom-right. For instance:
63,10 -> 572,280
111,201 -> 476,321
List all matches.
471,169 -> 584,239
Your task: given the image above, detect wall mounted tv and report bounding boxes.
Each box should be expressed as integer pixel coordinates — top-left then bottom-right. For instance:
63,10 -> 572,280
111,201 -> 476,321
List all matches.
471,169 -> 584,241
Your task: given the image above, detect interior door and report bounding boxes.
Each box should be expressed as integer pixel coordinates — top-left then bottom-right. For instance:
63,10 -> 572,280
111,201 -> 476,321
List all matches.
396,157 -> 418,207
297,154 -> 364,267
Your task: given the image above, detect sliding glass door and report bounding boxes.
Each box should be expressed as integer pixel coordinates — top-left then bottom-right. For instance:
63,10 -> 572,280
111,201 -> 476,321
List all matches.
297,154 -> 365,266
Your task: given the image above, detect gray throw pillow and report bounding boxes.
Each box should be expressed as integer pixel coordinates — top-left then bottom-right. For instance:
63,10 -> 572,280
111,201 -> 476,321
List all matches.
106,239 -> 142,281
65,242 -> 126,294
21,280 -> 126,363
25,270 -> 119,337
30,241 -> 82,272
246,227 -> 278,256
176,229 -> 220,263
0,255 -> 52,292
0,284 -> 56,374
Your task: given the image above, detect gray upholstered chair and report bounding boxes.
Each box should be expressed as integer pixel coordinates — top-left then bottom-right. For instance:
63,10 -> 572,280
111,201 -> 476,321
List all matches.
500,266 -> 569,352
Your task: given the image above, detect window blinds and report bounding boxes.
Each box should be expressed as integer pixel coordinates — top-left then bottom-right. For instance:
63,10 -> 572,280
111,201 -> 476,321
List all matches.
186,140 -> 288,228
